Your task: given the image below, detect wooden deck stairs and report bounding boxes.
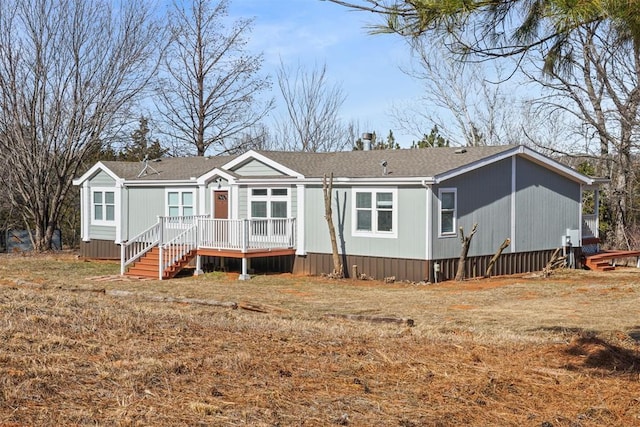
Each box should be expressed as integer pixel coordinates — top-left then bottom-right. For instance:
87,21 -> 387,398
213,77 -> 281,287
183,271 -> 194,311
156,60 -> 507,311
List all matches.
584,250 -> 640,272
125,246 -> 197,279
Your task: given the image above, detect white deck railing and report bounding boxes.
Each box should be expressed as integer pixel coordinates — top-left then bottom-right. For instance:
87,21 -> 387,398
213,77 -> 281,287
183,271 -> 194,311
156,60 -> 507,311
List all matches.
582,214 -> 598,239
121,217 -> 296,277
197,218 -> 296,251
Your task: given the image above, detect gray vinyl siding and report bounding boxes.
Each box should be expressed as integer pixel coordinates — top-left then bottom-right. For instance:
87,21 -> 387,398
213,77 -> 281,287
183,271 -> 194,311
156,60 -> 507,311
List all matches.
87,171 -> 117,240
431,158 -> 512,259
304,185 -> 427,260
238,186 -> 248,218
89,224 -> 116,240
125,187 -> 165,238
514,157 -> 580,251
233,160 -> 285,176
89,170 -> 116,186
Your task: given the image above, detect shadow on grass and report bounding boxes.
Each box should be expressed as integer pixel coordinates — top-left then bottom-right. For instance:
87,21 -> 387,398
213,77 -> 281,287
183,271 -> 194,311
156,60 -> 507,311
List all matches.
565,334 -> 640,374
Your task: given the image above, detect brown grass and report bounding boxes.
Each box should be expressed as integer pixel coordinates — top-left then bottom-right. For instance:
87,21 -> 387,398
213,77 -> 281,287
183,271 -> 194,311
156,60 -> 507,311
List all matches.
1,253 -> 640,425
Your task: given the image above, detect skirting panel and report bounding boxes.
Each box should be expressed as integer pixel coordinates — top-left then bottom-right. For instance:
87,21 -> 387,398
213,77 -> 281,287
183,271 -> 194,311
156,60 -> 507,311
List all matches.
79,240 -> 120,259
293,253 -> 428,282
293,249 -> 561,283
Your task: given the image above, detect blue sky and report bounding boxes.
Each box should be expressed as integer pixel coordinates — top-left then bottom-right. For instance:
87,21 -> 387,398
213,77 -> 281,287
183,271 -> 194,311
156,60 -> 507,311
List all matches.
228,0 -> 422,147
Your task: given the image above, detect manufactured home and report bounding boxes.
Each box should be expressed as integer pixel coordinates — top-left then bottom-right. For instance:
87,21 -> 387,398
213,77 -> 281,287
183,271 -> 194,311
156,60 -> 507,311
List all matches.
73,145 -> 600,281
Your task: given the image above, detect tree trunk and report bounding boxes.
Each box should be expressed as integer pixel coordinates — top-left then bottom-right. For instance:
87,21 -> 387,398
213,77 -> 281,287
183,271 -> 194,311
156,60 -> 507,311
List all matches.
323,173 -> 343,277
484,238 -> 510,278
455,224 -> 478,281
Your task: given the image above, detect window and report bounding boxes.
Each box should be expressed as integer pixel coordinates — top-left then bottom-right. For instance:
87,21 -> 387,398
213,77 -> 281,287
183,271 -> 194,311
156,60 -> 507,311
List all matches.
352,189 -> 397,238
249,188 -> 289,219
166,190 -> 194,217
249,188 -> 290,235
91,189 -> 115,226
439,188 -> 457,236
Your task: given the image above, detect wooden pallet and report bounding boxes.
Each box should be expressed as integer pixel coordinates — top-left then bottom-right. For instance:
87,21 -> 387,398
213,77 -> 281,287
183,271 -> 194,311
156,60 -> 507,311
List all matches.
584,250 -> 640,271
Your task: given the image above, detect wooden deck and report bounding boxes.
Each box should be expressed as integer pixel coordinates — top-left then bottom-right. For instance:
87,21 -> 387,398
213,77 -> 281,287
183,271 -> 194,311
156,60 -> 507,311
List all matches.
584,250 -> 640,271
125,246 -> 296,279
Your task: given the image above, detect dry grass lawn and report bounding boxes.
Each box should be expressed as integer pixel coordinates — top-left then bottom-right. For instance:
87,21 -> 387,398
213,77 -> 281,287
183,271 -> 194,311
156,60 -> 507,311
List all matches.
1,253 -> 640,426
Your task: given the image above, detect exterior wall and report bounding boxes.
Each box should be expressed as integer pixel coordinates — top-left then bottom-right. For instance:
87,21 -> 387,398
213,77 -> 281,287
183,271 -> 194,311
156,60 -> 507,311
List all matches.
87,171 -> 118,241
303,185 -> 427,260
233,159 -> 285,176
79,239 -> 120,259
90,170 -> 116,186
432,158 -> 512,259
125,187 -> 165,239
514,157 -> 580,251
430,157 -> 581,260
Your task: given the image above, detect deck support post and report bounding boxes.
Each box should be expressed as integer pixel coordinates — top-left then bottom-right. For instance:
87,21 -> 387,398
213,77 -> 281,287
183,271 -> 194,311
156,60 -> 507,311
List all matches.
239,257 -> 251,280
194,254 -> 203,276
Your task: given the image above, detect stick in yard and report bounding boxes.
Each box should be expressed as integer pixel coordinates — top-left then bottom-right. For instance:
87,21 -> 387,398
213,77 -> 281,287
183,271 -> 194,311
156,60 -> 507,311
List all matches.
485,238 -> 511,278
455,223 -> 478,281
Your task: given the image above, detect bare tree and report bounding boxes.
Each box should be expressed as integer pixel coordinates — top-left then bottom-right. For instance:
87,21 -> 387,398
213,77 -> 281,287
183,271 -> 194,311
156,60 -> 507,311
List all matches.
0,0 -> 162,251
275,61 -> 351,152
157,0 -> 273,156
524,23 -> 640,249
394,39 -> 520,147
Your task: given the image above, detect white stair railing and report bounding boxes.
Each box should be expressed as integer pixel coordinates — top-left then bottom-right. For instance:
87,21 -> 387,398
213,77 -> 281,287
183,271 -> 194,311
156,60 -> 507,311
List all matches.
120,222 -> 161,275
159,222 -> 198,279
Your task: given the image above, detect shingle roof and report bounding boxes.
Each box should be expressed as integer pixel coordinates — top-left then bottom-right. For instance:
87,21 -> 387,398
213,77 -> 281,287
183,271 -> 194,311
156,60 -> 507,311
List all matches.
253,145 -> 515,178
101,155 -> 236,181
95,145 -> 520,181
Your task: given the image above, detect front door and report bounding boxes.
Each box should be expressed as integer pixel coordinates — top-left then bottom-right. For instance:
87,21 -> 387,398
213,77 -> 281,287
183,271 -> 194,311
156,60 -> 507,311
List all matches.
214,191 -> 228,219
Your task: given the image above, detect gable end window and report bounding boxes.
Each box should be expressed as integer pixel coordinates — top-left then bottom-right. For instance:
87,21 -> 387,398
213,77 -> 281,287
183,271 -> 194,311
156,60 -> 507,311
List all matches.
91,189 -> 115,226
438,188 -> 457,236
352,188 -> 397,238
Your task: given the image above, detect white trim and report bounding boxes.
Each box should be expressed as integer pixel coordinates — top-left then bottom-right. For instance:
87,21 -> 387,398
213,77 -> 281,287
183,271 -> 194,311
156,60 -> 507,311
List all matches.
72,161 -> 121,186
296,184 -> 306,255
351,187 -> 398,239
434,145 -> 593,185
437,188 -> 457,238
198,184 -> 207,216
90,187 -> 117,227
115,181 -> 123,244
222,150 -> 305,178
511,157 -> 516,252
196,168 -> 237,186
81,181 -> 90,241
579,185 -> 584,245
425,184 -> 433,260
248,187 -> 291,219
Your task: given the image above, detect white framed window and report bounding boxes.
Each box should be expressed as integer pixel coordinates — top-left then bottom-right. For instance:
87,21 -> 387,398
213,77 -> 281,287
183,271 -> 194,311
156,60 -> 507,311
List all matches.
91,188 -> 116,226
249,188 -> 290,236
249,188 -> 290,219
166,189 -> 194,217
352,188 -> 397,238
438,188 -> 457,237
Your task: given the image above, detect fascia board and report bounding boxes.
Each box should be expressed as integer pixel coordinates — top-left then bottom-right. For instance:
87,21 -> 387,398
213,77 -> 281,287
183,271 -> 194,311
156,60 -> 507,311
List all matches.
121,179 -> 198,187
433,147 -> 519,184
221,150 -> 304,178
196,168 -> 237,185
72,161 -> 121,186
517,146 -> 594,185
235,177 -> 436,186
433,145 -> 593,185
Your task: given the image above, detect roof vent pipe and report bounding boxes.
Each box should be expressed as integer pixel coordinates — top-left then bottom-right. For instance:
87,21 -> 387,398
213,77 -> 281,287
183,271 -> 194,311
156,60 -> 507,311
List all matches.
362,132 -> 373,151
380,160 -> 388,175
